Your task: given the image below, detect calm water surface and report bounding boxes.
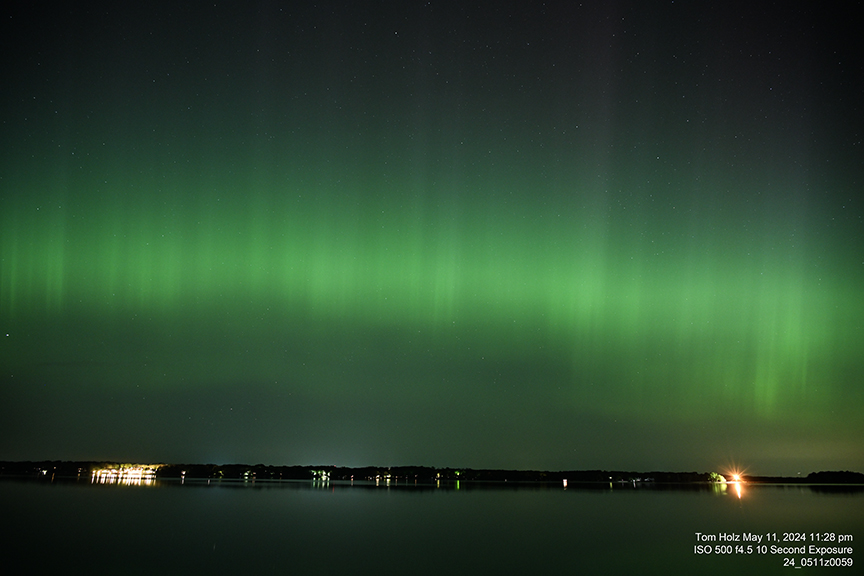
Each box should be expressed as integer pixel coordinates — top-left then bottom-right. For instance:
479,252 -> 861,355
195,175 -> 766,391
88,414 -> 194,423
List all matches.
2,478 -> 860,575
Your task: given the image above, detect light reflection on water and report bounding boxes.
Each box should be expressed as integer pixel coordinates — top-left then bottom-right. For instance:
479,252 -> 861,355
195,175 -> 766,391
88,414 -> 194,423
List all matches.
711,478 -> 746,499
1,478 -> 860,576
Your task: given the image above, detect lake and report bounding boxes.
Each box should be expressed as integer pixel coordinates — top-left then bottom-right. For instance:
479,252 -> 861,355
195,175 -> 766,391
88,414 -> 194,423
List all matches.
2,477 -> 860,575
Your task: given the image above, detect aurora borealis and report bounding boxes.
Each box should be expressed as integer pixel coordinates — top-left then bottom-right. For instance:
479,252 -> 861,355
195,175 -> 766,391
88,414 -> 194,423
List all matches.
1,2 -> 862,474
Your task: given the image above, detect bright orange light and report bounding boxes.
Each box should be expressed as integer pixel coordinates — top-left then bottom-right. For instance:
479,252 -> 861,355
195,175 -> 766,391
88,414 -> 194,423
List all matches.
724,465 -> 747,498
724,464 -> 748,483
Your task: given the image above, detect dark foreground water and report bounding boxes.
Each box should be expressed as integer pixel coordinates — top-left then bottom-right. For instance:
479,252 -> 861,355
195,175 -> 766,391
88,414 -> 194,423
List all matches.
2,477 -> 860,575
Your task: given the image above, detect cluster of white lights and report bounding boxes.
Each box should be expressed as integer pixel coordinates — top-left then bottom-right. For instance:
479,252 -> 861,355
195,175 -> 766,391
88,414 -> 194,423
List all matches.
91,466 -> 158,485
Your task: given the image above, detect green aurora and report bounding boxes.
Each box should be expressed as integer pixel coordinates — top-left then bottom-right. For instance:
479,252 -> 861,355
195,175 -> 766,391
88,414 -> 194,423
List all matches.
1,1 -> 862,473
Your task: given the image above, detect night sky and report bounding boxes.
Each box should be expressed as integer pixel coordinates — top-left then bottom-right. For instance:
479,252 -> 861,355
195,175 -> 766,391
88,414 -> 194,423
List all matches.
2,1 -> 862,475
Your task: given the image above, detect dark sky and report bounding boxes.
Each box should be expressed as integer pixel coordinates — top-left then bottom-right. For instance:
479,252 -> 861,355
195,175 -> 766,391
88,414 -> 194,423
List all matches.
2,1 -> 862,475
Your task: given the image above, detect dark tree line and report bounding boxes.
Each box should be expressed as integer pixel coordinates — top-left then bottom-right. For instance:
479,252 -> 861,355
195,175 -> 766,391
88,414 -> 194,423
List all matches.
2,461 -> 863,485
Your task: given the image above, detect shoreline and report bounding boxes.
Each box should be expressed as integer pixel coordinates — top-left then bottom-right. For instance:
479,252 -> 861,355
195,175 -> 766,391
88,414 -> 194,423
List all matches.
2,460 -> 862,485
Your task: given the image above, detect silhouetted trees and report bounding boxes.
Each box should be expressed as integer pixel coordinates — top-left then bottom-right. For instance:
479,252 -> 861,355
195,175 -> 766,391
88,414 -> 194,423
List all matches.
2,461 -> 863,486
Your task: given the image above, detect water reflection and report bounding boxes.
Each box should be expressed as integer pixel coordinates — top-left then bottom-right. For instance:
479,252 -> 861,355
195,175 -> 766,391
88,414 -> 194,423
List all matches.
711,478 -> 745,498
4,475 -> 860,576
